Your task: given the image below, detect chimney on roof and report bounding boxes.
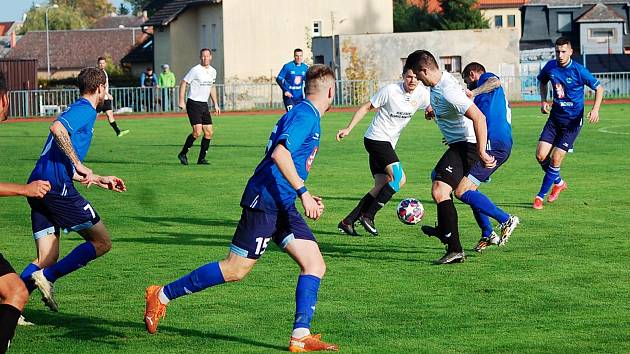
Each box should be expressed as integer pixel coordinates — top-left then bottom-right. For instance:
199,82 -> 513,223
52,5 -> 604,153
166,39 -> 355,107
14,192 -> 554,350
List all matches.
10,31 -> 15,48
142,10 -> 148,21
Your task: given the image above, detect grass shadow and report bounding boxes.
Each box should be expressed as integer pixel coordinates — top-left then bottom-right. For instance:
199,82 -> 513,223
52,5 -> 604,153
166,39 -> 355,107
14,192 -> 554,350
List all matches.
130,216 -> 238,228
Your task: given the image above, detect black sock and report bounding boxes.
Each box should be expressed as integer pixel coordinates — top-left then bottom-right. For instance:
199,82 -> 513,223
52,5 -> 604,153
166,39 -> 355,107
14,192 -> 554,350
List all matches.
344,193 -> 374,224
109,121 -> 121,135
0,304 -> 21,354
180,134 -> 196,155
437,199 -> 462,252
364,184 -> 396,219
198,138 -> 211,162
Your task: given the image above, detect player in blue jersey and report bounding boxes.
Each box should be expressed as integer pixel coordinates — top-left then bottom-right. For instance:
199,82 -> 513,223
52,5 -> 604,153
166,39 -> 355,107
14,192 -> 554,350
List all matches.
0,69 -> 51,353
456,62 -> 519,252
18,68 -> 127,313
277,48 -> 308,111
144,65 -> 339,352
533,37 -> 604,209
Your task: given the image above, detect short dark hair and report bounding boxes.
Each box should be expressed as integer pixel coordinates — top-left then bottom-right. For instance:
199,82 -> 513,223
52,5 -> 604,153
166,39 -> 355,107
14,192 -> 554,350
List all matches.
462,62 -> 486,78
97,56 -> 106,63
406,50 -> 439,76
146,66 -> 153,71
78,67 -> 106,95
305,64 -> 335,95
200,48 -> 212,55
0,70 -> 6,93
555,37 -> 572,48
294,48 -> 303,55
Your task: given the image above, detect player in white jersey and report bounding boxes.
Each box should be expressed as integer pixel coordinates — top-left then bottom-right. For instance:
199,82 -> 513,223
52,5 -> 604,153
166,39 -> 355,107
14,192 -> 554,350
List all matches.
408,50 -> 495,264
96,57 -> 130,137
177,48 -> 221,165
336,54 -> 430,236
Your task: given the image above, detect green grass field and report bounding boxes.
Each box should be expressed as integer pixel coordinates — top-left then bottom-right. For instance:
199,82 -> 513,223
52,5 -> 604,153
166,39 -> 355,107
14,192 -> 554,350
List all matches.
1,104 -> 629,353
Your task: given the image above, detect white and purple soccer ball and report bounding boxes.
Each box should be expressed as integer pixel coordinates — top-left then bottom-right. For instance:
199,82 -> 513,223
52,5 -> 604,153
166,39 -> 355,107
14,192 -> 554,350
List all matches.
397,198 -> 424,225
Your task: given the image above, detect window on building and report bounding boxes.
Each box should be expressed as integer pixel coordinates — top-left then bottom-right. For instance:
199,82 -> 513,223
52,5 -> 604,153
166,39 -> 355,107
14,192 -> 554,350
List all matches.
211,24 -> 217,51
313,21 -> 322,37
440,56 -> 462,73
507,15 -> 516,27
314,55 -> 324,64
590,29 -> 614,38
200,24 -> 208,49
495,15 -> 503,28
557,13 -> 572,33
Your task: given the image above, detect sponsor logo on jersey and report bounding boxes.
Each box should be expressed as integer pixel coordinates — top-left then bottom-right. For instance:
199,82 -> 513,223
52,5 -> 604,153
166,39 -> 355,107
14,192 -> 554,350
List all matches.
306,147 -> 318,172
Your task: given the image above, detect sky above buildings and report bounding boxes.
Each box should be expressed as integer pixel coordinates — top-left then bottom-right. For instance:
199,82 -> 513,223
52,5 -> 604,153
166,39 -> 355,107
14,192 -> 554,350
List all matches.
0,0 -> 127,22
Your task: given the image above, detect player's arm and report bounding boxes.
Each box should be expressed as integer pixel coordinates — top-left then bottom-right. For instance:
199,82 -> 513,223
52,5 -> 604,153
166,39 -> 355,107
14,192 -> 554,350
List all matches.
464,104 -> 496,168
276,66 -> 292,97
587,85 -> 604,124
0,181 -> 50,198
178,80 -> 188,110
50,121 -> 93,182
469,77 -> 500,98
84,174 -> 127,193
271,144 -> 323,220
336,101 -> 373,141
210,86 -> 220,115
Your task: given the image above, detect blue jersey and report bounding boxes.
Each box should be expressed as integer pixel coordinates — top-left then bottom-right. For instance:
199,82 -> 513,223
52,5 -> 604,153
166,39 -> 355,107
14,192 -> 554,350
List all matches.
276,61 -> 308,99
537,59 -> 600,125
28,98 -> 96,196
474,72 -> 512,151
241,100 -> 320,212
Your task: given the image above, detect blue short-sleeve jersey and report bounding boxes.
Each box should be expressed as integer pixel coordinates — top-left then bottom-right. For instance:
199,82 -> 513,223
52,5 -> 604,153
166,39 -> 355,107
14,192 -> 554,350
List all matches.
474,72 -> 512,151
241,100 -> 321,212
28,98 -> 97,195
276,61 -> 308,99
537,59 -> 600,125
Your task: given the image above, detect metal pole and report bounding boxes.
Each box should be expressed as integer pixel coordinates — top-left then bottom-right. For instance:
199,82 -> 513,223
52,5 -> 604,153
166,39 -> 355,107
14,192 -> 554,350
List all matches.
46,8 -> 50,79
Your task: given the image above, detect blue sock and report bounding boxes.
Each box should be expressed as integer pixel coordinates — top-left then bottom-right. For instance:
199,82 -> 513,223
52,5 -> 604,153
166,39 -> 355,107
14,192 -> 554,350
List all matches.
163,261 -> 225,301
472,208 -> 494,238
554,176 -> 563,185
460,190 -> 510,224
293,274 -> 321,330
20,263 -> 41,293
537,166 -> 560,198
43,242 -> 96,283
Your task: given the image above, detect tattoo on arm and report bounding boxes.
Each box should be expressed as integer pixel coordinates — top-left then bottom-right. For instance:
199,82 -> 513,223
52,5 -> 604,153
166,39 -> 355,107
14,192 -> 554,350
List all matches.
472,77 -> 500,97
53,127 -> 80,166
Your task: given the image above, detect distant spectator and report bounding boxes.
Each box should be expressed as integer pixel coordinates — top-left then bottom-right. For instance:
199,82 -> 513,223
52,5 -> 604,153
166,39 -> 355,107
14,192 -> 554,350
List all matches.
159,64 -> 176,111
140,67 -> 158,111
96,57 -> 129,137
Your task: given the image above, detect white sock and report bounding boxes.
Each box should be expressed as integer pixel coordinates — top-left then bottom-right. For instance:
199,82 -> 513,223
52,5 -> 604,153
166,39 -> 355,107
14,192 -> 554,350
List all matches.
158,287 -> 170,305
292,327 -> 310,339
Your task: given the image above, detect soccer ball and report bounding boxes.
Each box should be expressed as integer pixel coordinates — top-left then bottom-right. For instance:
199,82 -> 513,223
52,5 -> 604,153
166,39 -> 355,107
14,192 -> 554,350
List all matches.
397,198 -> 424,225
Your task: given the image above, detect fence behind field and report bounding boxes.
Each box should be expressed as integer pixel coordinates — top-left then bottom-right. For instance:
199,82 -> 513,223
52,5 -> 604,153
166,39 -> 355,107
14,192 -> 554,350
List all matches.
7,72 -> 629,118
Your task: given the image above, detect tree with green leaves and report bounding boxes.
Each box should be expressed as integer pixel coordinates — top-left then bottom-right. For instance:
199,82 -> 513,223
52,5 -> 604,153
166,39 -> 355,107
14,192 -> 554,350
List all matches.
438,0 -> 489,30
393,0 -> 439,32
118,3 -> 131,16
53,0 -> 115,24
20,4 -> 88,34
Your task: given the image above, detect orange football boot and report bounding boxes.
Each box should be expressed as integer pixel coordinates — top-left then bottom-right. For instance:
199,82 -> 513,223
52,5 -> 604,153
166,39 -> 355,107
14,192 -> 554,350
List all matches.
144,285 -> 167,334
289,333 -> 339,352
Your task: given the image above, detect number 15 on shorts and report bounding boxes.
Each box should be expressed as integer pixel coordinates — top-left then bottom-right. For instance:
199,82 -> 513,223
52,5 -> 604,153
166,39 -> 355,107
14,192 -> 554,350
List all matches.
255,237 -> 271,256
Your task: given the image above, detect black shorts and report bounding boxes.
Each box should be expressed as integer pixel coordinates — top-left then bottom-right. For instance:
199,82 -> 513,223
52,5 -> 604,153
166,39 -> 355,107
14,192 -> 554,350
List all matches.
186,99 -> 212,125
433,142 -> 479,189
0,253 -> 16,277
97,99 -> 113,113
364,137 -> 399,176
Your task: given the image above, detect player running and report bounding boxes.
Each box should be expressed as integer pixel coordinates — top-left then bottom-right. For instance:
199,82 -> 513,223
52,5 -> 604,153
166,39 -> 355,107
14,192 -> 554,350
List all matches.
336,53 -> 430,236
533,37 -> 604,209
96,57 -> 130,137
277,48 -> 308,111
144,65 -> 338,352
409,50 -> 495,264
18,68 -> 127,312
456,62 -> 519,252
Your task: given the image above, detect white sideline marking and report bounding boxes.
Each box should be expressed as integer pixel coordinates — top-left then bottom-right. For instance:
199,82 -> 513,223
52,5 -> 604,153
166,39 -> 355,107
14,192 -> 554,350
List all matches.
597,125 -> 630,135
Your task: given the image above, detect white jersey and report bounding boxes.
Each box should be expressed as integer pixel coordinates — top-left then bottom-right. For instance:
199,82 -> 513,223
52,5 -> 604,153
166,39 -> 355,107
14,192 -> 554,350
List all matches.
364,82 -> 430,148
183,64 -> 217,102
430,71 -> 476,144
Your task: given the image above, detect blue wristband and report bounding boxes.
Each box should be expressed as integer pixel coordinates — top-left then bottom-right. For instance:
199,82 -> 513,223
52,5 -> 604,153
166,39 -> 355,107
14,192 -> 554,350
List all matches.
296,186 -> 307,197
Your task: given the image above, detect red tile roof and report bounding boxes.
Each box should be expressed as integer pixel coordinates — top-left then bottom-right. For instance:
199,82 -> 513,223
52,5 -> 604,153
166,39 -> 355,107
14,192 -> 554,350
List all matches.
0,22 -> 15,36
6,28 -> 147,70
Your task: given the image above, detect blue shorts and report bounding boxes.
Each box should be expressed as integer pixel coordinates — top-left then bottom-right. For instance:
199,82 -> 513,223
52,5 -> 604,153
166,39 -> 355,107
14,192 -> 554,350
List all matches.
283,96 -> 304,111
467,149 -> 511,185
28,191 -> 101,240
230,205 -> 316,260
539,119 -> 582,152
